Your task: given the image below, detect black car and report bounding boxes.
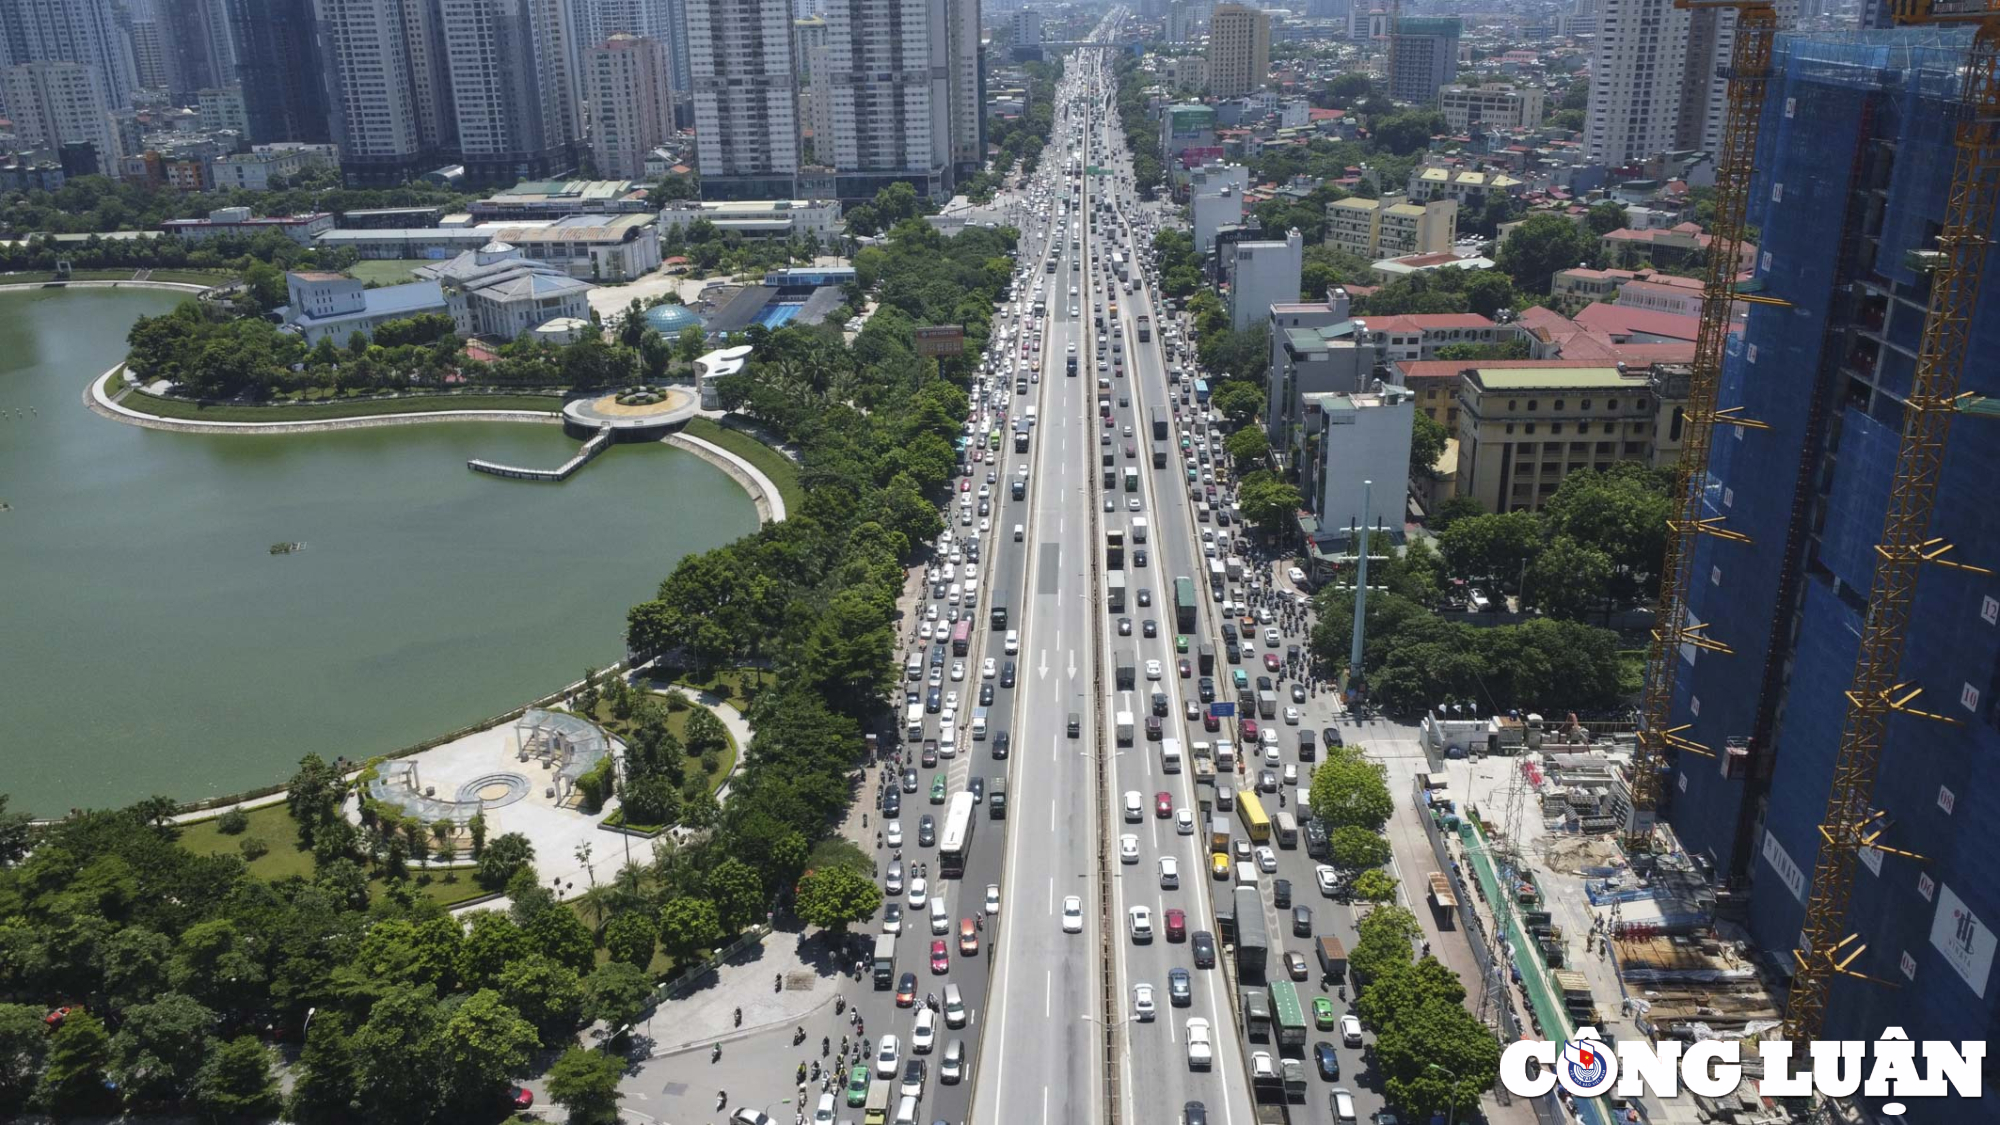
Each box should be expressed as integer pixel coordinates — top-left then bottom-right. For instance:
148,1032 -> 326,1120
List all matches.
1322,726 -> 1343,748
1134,548 -> 1148,568
902,769 -> 920,793
1256,675 -> 1273,693
1273,878 -> 1292,909
968,776 -> 985,803
1198,677 -> 1215,703
1191,931 -> 1215,968
980,683 -> 995,706
1145,716 -> 1163,741
1137,588 -> 1152,607
1142,618 -> 1158,638
921,742 -> 938,767
1293,906 -> 1313,937
1152,691 -> 1170,717
1184,1101 -> 1208,1125
993,730 -> 1010,759
1000,661 -> 1016,688
1314,1041 -> 1340,1081
884,790 -> 901,817
919,815 -> 937,847
1291,683 -> 1307,704
926,689 -> 942,714
1259,770 -> 1279,793
1168,967 -> 1192,1006
1118,617 -> 1132,636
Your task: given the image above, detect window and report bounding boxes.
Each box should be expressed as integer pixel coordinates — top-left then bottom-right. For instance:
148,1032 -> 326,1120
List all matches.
1581,399 -> 1593,410
1508,400 -> 1518,412
1607,399 -> 1618,411
1527,400 -> 1538,411
1524,423 -> 1536,434
1505,423 -> 1515,434
1554,400 -> 1565,410
1551,423 -> 1563,434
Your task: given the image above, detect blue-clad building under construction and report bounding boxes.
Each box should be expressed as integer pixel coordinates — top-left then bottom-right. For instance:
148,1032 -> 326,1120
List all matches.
1660,28 -> 2000,1122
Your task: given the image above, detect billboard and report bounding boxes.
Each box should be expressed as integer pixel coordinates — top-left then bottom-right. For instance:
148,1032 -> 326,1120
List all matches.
915,325 -> 965,357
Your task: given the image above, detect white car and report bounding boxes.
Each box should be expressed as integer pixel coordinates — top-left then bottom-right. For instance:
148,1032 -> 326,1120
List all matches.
1340,1014 -> 1363,1047
982,658 -> 997,679
1315,864 -> 1339,896
876,1035 -> 901,1079
1123,790 -> 1142,821
1264,745 -> 1282,768
908,876 -> 928,909
1145,659 -> 1162,680
1256,846 -> 1277,873
1159,856 -> 1180,888
919,621 -> 934,641
1185,1018 -> 1213,1069
1119,834 -> 1139,863
1252,1052 -> 1277,1081
913,1009 -> 938,1053
1175,807 -> 1195,835
1062,895 -> 1084,933
950,661 -> 966,682
1265,628 -> 1280,649
885,820 -> 903,848
1284,706 -> 1300,725
925,604 -> 940,622
1129,905 -> 1153,942
1133,983 -> 1156,1021
1005,630 -> 1020,654
882,902 -> 902,934
1283,764 -> 1299,787
986,884 -> 1001,915
979,517 -> 991,533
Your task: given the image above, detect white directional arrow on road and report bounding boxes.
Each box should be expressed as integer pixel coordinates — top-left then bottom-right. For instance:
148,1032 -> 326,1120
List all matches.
1068,649 -> 1078,679
1038,649 -> 1050,680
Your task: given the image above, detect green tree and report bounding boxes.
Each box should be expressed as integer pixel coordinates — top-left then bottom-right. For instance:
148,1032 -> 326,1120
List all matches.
794,864 -> 883,933
193,1035 -> 281,1119
286,753 -> 344,847
0,795 -> 31,865
682,706 -> 730,759
1541,464 -> 1671,601
1355,956 -> 1465,1030
1351,867 -> 1398,903
521,899 -> 598,975
798,587 -> 897,710
36,1010 -> 115,1119
286,1012 -> 360,1125
545,1045 -> 626,1124
1348,904 -> 1421,983
476,832 -> 536,890
1328,826 -> 1392,871
110,992 -> 215,1103
459,911 -> 535,991
1438,510 -> 1543,591
1308,752 -> 1393,831
438,990 -> 538,1110
1375,998 -> 1501,1117
1429,494 -> 1484,533
583,961 -> 655,1030
497,956 -> 587,1040
1523,535 -> 1613,620
656,896 -> 723,962
1209,379 -> 1265,426
704,858 -> 768,934
1225,426 -> 1269,469
1411,411 -> 1447,478
1497,213 -> 1597,294
0,1004 -> 50,1114
349,985 -> 446,1125
603,910 -> 658,968
1586,200 -> 1630,235
1236,472 -> 1307,538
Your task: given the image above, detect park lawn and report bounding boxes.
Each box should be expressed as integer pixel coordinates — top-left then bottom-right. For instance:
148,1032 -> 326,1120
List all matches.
179,802 -> 488,908
346,258 -> 435,287
585,695 -> 739,794
654,665 -> 768,708
682,417 -> 805,516
123,387 -> 565,423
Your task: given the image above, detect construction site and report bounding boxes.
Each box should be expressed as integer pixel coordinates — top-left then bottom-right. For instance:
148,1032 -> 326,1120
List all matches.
1415,9 -> 2000,1124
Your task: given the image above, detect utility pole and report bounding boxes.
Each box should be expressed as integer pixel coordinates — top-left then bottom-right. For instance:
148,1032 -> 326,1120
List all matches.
1347,479 -> 1372,706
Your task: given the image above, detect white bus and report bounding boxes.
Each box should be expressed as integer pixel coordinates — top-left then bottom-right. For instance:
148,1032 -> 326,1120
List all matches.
938,791 -> 977,878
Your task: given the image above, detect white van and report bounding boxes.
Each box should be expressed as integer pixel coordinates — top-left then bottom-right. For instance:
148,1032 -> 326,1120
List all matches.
814,1092 -> 837,1125
894,1094 -> 920,1125
971,708 -> 988,740
905,703 -> 924,740
1013,524 -> 1025,542
1235,860 -> 1259,887
1025,405 -> 1038,425
930,896 -> 949,934
947,583 -> 962,606
905,652 -> 923,681
943,983 -> 967,1028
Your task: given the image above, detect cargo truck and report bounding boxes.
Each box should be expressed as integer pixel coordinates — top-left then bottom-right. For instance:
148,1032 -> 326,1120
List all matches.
1106,529 -> 1125,569
1150,406 -> 1168,441
1131,517 -> 1148,544
1268,980 -> 1308,1050
1137,313 -> 1152,341
1160,737 -> 1182,773
1258,690 -> 1277,720
1115,711 -> 1134,744
1152,443 -> 1167,468
1115,651 -> 1136,690
1123,467 -> 1139,492
1428,872 -> 1459,929
872,934 -> 897,988
1174,577 -> 1198,632
1107,571 -> 1127,613
1316,936 -> 1347,982
1233,885 -> 1268,980
1209,818 -> 1231,854
1240,987 -> 1272,1043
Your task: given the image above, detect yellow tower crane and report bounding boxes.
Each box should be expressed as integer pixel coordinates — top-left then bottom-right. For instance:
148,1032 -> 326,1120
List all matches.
1783,0 -> 2000,1045
1629,0 -> 1783,844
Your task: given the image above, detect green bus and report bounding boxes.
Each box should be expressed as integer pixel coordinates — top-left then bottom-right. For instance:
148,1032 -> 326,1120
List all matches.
1268,979 -> 1307,1049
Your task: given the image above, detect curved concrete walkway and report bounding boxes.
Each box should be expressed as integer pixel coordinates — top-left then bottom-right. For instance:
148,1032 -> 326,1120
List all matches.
663,432 -> 789,522
0,278 -> 215,295
87,363 -> 563,435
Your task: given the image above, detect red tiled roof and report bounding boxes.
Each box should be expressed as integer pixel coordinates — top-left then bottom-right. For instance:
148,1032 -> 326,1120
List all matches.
1572,302 -> 1702,342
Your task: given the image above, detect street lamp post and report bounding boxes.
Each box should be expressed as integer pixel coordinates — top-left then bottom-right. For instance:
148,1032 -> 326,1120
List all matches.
1427,1062 -> 1460,1125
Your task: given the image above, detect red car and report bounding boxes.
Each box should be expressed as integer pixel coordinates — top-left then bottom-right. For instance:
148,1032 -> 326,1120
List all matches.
1203,711 -> 1221,732
1264,653 -> 1282,671
959,479 -> 970,492
43,1007 -> 72,1030
508,1086 -> 535,1111
1241,719 -> 1259,742
1155,792 -> 1174,818
1165,909 -> 1187,942
930,940 -> 950,974
959,918 -> 980,956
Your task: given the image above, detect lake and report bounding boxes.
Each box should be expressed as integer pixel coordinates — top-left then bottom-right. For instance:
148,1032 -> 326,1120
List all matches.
0,286 -> 758,814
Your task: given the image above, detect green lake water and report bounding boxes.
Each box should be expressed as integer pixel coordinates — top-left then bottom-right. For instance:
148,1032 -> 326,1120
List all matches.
0,287 -> 759,814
